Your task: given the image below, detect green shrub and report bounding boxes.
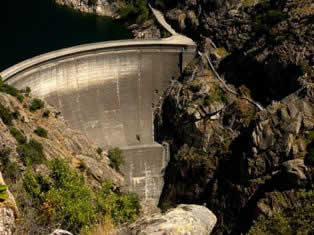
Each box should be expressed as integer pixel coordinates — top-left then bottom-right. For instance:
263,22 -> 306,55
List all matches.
25,87 -> 31,94
0,82 -> 19,97
42,110 -> 50,118
17,139 -> 45,166
96,180 -> 140,224
0,104 -> 14,125
108,148 -> 124,172
23,171 -> 50,203
23,159 -> 140,234
0,147 -> 20,182
120,0 -> 150,24
0,184 -> 8,202
96,147 -> 103,156
34,127 -> 48,138
17,94 -> 24,103
254,10 -> 287,35
0,77 -> 25,102
248,190 -> 314,235
12,110 -> 20,120
0,147 -> 11,170
10,127 -> 27,144
45,159 -> 96,233
24,159 -> 97,233
3,161 -> 20,183
29,98 -> 44,112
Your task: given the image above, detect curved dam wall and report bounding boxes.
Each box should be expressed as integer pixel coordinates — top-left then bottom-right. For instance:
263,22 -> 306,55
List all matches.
1,37 -> 196,203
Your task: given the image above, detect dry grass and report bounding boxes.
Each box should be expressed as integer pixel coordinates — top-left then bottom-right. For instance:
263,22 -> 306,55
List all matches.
82,217 -> 115,235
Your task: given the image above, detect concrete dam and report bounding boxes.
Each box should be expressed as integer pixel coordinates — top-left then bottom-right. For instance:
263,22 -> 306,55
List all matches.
1,36 -> 196,203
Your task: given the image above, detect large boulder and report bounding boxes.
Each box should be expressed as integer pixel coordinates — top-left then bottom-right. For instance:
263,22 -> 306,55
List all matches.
128,204 -> 217,235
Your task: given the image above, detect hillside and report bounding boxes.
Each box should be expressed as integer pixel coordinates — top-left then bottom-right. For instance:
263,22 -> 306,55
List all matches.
0,78 -> 140,234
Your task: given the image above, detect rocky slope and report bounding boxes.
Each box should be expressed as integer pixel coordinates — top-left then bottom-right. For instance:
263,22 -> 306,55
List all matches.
158,0 -> 314,104
55,0 -> 119,17
155,55 -> 313,234
144,0 -> 314,234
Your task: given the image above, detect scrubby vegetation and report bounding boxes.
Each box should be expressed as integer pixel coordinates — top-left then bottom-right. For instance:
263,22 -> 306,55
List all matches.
0,147 -> 20,183
22,159 -> 140,234
248,190 -> 314,235
34,126 -> 48,138
9,127 -> 27,144
0,103 -> 14,125
17,139 -> 45,166
96,147 -> 103,156
0,184 -> 8,202
29,98 -> 44,112
119,0 -> 150,23
42,110 -> 50,118
0,76 -> 24,102
108,148 -> 124,172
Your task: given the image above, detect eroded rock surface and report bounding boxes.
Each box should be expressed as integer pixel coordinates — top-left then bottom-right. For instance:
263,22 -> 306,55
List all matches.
55,0 -> 118,17
0,172 -> 18,235
128,204 -> 217,235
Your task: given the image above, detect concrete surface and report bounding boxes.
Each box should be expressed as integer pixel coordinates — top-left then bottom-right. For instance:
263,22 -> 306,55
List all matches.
1,38 -> 196,203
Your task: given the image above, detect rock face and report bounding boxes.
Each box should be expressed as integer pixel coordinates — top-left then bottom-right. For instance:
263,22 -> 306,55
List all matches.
128,204 -> 217,235
55,0 -> 118,17
155,0 -> 313,105
155,55 -> 314,234
149,0 -> 314,233
0,172 -> 18,235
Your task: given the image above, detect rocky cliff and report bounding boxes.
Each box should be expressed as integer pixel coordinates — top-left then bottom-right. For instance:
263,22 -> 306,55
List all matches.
150,0 -> 314,234
55,0 -> 119,17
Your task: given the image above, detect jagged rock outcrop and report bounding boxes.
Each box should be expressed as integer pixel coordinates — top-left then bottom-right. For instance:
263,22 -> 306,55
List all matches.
155,53 -> 313,233
55,0 -> 118,17
127,204 -> 217,235
154,0 -> 314,105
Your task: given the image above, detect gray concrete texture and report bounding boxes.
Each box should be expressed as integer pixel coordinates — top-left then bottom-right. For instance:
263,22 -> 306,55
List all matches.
1,38 -> 196,203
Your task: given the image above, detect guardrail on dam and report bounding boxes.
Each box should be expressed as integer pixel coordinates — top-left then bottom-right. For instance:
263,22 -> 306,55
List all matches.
1,36 -> 196,204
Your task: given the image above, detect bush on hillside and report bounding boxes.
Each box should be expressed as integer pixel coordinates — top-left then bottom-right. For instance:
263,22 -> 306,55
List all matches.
120,0 -> 150,23
248,190 -> 314,235
9,127 -> 27,144
34,127 -> 48,138
17,139 -> 45,166
29,98 -> 44,112
108,148 -> 124,172
0,104 -> 14,125
0,76 -> 25,102
23,159 -> 140,234
42,110 -> 50,118
0,147 -> 20,182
